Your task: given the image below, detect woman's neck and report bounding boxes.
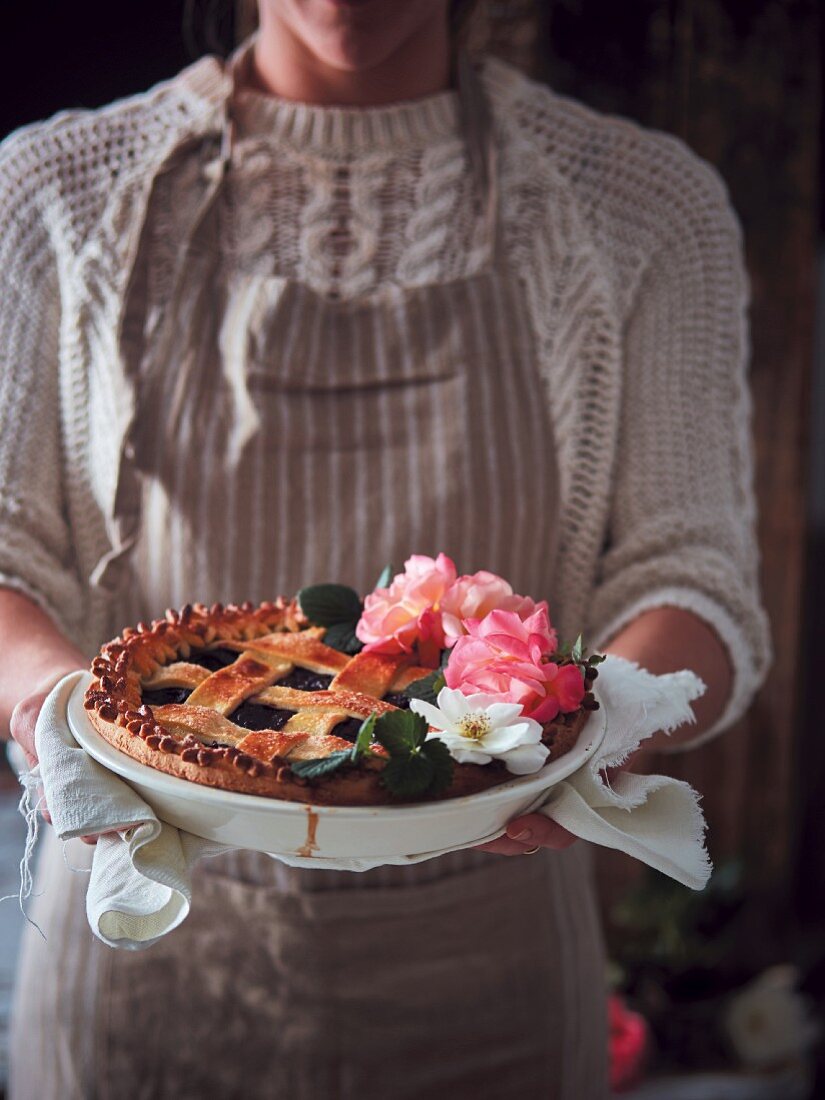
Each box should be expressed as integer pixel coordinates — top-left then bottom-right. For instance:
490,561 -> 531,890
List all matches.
251,6 -> 453,107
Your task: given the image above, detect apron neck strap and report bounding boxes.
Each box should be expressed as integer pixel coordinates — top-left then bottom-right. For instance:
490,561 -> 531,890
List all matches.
456,48 -> 501,264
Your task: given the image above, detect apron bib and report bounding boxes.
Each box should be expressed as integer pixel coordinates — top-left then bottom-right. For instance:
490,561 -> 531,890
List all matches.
112,52 -> 563,613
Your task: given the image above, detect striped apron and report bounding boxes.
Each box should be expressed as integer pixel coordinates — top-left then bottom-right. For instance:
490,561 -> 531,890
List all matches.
10,53 -> 608,1100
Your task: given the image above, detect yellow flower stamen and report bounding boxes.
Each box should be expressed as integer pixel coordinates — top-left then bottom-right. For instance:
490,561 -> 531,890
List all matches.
457,714 -> 492,742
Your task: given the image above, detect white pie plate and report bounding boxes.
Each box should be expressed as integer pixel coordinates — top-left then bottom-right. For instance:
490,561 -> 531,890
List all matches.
68,679 -> 607,860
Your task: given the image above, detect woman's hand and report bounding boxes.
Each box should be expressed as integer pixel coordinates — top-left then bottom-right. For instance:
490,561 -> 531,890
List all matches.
10,683 -> 58,826
474,814 -> 577,856
474,754 -> 644,857
1,589 -> 116,845
10,685 -> 112,845
9,686 -> 50,772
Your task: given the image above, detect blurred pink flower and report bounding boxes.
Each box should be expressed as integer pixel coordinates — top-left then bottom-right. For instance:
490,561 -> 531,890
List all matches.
439,570 -> 539,643
609,994 -> 649,1092
444,606 -> 584,723
355,553 -> 457,667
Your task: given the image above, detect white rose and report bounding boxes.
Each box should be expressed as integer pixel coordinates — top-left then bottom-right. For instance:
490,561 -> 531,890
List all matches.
409,687 -> 550,775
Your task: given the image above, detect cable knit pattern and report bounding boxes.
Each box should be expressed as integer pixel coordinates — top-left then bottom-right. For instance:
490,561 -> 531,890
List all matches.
0,50 -> 771,746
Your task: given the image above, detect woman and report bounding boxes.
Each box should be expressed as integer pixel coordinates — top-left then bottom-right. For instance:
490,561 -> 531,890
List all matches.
0,1 -> 770,1096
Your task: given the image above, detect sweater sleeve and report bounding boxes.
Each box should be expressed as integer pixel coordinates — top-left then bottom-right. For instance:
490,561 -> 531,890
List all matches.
586,150 -> 772,749
0,126 -> 84,639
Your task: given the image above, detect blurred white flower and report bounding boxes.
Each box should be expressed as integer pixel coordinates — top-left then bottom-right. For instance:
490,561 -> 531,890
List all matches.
724,965 -> 820,1071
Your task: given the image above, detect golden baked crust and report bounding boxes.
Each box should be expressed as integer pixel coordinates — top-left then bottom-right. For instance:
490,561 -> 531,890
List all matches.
83,598 -> 590,806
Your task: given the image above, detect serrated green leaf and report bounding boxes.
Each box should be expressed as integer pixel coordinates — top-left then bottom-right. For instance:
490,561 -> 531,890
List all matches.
297,584 -> 363,627
379,736 -> 455,798
375,562 -> 394,590
352,713 -> 377,759
373,709 -> 428,754
290,749 -> 353,780
403,669 -> 446,706
420,737 -> 454,794
321,621 -> 364,655
380,751 -> 436,797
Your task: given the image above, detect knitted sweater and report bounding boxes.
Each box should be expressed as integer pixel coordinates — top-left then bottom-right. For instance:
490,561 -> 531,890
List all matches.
0,48 -> 771,747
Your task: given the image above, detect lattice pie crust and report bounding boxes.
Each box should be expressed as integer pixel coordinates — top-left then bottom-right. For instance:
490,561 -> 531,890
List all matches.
84,598 -> 586,806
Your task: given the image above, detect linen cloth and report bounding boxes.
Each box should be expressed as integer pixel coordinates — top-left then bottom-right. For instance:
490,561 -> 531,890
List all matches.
23,657 -> 709,951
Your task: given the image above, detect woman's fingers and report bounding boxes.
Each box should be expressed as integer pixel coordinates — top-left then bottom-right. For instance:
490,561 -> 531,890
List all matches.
475,813 -> 578,856
9,691 -> 47,767
475,835 -> 536,855
80,830 -> 126,846
10,689 -> 54,822
505,814 -> 578,850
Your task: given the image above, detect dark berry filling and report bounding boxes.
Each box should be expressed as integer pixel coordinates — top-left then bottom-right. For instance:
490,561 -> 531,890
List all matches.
333,716 -> 366,742
382,692 -> 411,709
277,668 -> 333,692
186,647 -> 241,672
228,702 -> 295,731
142,687 -> 193,707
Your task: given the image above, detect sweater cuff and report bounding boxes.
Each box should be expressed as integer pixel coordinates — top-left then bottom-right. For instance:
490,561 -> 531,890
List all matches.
587,585 -> 764,752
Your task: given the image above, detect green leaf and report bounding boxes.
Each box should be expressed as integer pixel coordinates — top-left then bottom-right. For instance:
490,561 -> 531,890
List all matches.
420,737 -> 454,794
321,621 -> 364,655
290,749 -> 353,780
379,736 -> 455,798
373,709 -> 428,755
439,647 -> 451,669
403,669 -> 446,706
352,713 -> 377,759
297,583 -> 363,627
571,634 -> 583,663
372,704 -> 454,799
375,563 -> 395,590
380,752 -> 436,797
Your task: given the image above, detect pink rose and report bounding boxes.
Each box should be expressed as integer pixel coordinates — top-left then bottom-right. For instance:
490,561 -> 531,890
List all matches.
444,606 -> 584,723
355,553 -> 457,667
439,570 -> 539,643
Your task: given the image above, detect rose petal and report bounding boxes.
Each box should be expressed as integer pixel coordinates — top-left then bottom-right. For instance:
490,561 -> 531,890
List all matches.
408,698 -> 451,731
484,702 -> 528,726
502,743 -> 551,775
461,692 -> 509,714
450,746 -> 493,766
524,694 -> 560,723
434,686 -> 474,723
478,726 -> 533,753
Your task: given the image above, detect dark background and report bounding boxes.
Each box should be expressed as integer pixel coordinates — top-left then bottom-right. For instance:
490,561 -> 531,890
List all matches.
0,3 -> 213,138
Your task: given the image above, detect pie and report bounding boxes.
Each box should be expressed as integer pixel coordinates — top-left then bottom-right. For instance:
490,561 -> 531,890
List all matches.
84,595 -> 599,806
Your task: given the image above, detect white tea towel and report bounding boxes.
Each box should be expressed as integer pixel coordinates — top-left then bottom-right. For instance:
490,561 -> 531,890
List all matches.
532,656 -> 711,889
22,658 -> 709,949
24,672 -> 227,949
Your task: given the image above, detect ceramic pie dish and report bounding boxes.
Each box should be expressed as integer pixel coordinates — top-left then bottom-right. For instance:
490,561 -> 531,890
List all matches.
82,594 -> 600,805
69,675 -> 607,858
78,556 -> 606,856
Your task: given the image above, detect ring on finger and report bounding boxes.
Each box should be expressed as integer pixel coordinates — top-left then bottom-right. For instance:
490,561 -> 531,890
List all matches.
522,845 -> 541,855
